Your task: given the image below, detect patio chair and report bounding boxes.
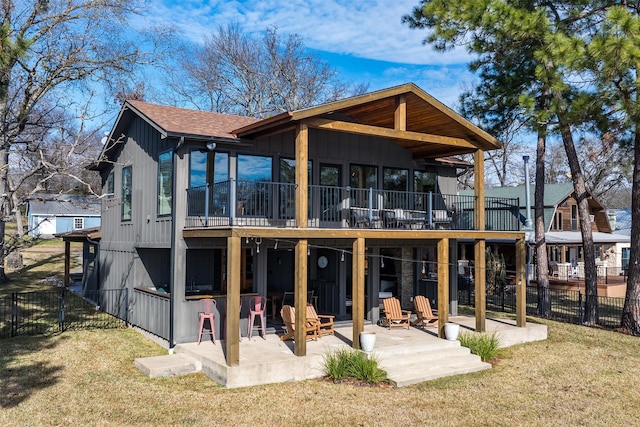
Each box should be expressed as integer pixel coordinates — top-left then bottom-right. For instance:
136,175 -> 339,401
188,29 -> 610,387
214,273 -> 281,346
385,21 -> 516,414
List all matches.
306,303 -> 335,337
411,295 -> 438,328
381,297 -> 411,330
197,298 -> 216,344
247,296 -> 267,340
393,209 -> 413,228
279,305 -> 319,341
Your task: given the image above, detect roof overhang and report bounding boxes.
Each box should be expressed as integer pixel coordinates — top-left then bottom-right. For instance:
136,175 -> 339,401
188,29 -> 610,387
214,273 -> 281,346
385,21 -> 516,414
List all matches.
233,83 -> 501,159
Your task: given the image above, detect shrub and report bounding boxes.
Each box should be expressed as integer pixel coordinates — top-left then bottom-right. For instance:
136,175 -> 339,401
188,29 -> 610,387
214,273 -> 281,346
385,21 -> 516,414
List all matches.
323,348 -> 388,384
459,332 -> 500,362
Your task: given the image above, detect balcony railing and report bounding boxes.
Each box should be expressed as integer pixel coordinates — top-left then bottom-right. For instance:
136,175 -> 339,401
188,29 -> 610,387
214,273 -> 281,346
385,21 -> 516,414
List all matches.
185,179 -> 520,231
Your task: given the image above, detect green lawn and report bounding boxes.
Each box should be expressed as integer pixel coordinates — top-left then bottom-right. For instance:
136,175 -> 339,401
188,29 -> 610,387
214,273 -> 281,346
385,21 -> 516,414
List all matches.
1,318 -> 639,426
2,245 -> 640,426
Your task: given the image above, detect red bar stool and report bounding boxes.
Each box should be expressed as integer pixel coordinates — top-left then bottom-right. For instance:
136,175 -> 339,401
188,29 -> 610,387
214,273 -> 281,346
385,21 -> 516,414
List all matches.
197,298 -> 216,344
247,296 -> 267,340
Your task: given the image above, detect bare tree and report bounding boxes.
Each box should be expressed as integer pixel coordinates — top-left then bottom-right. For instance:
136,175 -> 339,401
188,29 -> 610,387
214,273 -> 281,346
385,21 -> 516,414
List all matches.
0,0 -> 158,282
163,24 -> 367,117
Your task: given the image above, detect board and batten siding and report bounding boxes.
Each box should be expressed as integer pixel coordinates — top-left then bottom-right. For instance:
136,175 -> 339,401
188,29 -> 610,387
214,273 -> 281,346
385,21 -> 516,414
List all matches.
99,115 -> 174,294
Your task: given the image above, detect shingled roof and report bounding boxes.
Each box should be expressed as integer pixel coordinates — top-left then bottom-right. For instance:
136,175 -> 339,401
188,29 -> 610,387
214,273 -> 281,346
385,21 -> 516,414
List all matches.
125,100 -> 259,140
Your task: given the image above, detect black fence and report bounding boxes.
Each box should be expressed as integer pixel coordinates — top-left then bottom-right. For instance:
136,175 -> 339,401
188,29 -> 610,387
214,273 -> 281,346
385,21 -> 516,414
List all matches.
0,289 -> 128,338
458,286 -> 629,329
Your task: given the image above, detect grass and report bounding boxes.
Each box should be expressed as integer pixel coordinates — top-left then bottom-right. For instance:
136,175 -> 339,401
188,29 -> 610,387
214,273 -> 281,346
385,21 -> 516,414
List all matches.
323,347 -> 388,384
3,245 -> 640,425
459,331 -> 500,362
2,320 -> 640,426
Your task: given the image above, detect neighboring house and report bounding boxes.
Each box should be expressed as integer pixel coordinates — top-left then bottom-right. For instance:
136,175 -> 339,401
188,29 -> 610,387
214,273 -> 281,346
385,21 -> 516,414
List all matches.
461,184 -> 630,295
92,83 -> 527,365
26,193 -> 101,237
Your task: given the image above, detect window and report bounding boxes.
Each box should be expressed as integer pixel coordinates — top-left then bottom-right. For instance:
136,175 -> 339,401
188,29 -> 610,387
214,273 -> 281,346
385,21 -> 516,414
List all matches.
238,154 -> 272,182
237,154 -> 273,216
279,158 -> 312,219
189,151 -> 229,187
552,212 -> 563,231
74,217 -> 84,230
414,170 -> 437,194
383,168 -> 408,191
350,164 -> 377,189
383,168 -> 408,209
122,166 -> 132,221
105,172 -> 114,195
571,205 -> 578,230
158,151 -> 173,216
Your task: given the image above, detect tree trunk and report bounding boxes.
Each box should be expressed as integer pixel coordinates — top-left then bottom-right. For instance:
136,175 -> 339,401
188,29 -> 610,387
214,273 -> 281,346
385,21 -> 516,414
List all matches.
0,146 -> 9,283
621,127 -> 640,335
535,126 -> 551,317
555,96 -> 598,325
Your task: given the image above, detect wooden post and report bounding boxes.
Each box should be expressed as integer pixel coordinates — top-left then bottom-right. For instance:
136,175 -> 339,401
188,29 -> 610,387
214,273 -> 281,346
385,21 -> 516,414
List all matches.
474,239 -> 486,332
437,238 -> 449,339
294,239 -> 308,356
474,150 -> 486,333
226,235 -> 241,366
295,123 -> 309,228
474,150 -> 485,231
64,240 -> 71,287
352,237 -> 365,349
516,237 -> 527,327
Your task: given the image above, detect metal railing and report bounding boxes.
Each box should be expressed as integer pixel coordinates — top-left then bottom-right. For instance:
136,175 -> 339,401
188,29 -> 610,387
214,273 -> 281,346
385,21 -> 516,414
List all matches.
185,180 -> 520,231
0,289 -> 128,338
458,286 -> 629,329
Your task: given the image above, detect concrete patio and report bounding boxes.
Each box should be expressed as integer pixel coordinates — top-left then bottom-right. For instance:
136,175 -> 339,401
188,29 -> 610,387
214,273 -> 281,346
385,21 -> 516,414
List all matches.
135,316 -> 547,388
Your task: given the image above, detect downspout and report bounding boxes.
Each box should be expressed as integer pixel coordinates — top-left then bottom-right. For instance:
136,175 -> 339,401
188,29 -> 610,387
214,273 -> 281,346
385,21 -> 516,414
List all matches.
523,156 -> 532,230
168,136 -> 184,353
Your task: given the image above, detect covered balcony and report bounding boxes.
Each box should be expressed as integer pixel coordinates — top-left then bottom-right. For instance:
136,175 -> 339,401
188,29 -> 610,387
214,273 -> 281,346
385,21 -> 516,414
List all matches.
185,179 -> 520,231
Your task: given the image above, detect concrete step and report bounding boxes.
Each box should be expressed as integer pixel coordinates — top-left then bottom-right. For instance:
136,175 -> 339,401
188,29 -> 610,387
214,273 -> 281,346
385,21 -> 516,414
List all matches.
387,355 -> 491,387
373,338 -> 492,387
134,353 -> 201,378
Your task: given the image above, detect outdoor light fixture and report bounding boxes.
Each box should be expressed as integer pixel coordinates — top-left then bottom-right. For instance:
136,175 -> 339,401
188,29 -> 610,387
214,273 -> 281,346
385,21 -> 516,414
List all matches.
341,251 -> 345,262
206,141 -> 217,151
273,239 -> 278,250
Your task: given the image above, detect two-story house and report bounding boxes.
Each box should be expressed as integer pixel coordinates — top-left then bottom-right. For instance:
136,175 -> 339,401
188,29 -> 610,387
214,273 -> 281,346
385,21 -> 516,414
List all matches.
93,83 -> 527,365
462,183 -> 630,296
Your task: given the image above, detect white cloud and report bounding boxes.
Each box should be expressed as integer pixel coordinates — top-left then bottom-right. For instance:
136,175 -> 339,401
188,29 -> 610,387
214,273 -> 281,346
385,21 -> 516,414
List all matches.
152,0 -> 473,66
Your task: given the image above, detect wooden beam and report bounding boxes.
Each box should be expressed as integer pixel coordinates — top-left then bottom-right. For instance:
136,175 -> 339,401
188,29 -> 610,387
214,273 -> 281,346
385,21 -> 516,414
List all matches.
352,237 -> 365,349
295,123 -> 309,228
474,150 -> 485,231
225,235 -> 241,366
184,227 -> 526,241
304,118 -> 476,149
294,239 -> 308,356
474,239 -> 486,333
437,238 -> 449,339
516,237 -> 527,327
64,241 -> 71,287
395,95 -> 406,131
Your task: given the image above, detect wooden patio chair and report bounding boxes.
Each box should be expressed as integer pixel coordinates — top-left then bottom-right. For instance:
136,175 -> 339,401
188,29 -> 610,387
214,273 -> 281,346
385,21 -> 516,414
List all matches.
306,303 -> 335,337
381,297 -> 411,330
279,305 -> 318,341
411,295 -> 438,328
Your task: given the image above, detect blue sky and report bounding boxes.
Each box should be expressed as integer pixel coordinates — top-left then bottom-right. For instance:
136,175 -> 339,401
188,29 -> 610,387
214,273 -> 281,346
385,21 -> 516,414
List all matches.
144,0 -> 475,110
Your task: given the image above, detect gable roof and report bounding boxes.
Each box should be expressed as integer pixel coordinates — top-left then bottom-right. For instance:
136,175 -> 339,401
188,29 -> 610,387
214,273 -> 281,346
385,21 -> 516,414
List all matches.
27,194 -> 101,217
115,100 -> 260,141
234,83 -> 501,158
463,183 -> 575,207
97,83 -> 500,170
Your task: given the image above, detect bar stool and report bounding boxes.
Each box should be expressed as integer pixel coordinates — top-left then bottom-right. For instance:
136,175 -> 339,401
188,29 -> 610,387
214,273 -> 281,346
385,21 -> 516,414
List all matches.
197,298 -> 216,344
247,296 -> 267,340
